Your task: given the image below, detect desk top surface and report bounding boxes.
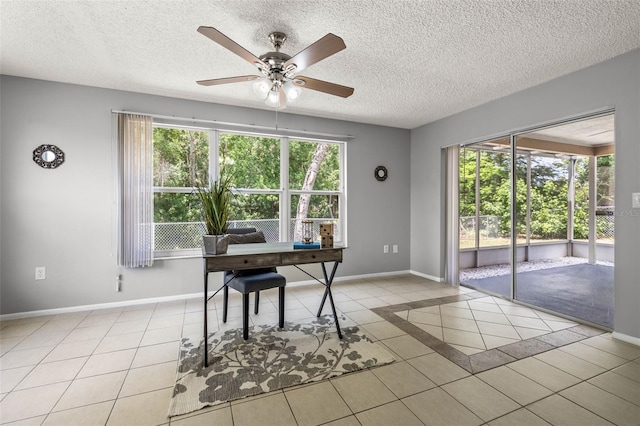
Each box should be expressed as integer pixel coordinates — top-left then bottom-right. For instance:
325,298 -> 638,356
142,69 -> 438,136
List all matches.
202,242 -> 345,258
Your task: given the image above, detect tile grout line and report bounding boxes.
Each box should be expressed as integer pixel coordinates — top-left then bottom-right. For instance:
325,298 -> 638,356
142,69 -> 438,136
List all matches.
2,277 -> 638,425
371,294 -> 610,374
5,312 -> 99,424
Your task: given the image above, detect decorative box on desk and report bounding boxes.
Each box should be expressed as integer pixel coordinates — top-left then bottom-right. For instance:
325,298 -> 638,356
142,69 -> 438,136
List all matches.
293,242 -> 321,250
320,222 -> 334,248
320,223 -> 333,236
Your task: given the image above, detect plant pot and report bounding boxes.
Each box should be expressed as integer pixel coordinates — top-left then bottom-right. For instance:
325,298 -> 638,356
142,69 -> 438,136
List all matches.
203,234 -> 229,255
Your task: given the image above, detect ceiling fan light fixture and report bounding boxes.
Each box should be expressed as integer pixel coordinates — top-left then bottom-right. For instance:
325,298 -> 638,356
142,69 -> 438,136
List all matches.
283,81 -> 301,102
252,77 -> 272,98
265,87 -> 284,109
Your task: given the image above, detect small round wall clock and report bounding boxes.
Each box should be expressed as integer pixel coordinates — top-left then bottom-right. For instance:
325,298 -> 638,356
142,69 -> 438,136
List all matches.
374,165 -> 388,181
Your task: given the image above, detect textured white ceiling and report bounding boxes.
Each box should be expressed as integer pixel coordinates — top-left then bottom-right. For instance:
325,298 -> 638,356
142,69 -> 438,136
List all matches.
527,114 -> 615,146
2,0 -> 640,129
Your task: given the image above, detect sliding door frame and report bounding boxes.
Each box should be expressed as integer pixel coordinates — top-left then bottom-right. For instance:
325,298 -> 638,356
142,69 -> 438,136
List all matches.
450,109 -> 615,315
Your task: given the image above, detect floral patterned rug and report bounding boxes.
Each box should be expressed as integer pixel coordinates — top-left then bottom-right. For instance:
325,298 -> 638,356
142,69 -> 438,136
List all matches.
168,315 -> 396,417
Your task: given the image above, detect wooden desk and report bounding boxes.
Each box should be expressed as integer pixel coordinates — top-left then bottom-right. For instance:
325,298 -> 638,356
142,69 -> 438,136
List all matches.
203,242 -> 345,367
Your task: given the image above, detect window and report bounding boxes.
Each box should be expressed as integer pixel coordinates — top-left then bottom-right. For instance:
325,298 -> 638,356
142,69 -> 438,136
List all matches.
478,150 -> 512,247
528,155 -> 569,242
574,154 -> 615,243
152,126 -> 346,256
153,126 -> 209,253
289,140 -> 342,242
219,133 -> 281,241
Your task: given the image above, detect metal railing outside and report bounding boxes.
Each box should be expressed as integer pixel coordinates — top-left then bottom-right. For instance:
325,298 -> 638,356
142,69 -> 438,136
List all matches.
460,213 -> 615,248
459,215 -> 500,240
155,218 -> 340,250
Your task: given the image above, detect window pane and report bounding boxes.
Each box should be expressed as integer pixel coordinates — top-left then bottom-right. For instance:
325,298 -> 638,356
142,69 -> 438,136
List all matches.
154,192 -> 203,250
573,156 -> 615,243
289,140 -> 340,190
154,192 -> 200,223
219,133 -> 280,189
529,156 -> 568,241
290,194 -> 340,242
596,154 -> 615,243
459,148 -> 477,249
479,151 -> 511,247
153,128 -> 209,187
229,193 -> 280,242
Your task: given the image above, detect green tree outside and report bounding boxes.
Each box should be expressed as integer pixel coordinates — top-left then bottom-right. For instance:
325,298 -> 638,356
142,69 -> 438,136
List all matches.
459,148 -> 614,247
152,128 -> 341,248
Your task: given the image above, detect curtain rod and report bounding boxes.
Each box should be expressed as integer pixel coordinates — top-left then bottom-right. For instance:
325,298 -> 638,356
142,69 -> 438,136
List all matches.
111,109 -> 354,140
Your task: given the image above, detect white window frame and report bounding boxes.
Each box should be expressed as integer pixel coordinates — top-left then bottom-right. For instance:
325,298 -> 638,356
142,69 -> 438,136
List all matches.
284,136 -> 346,244
153,125 -> 347,259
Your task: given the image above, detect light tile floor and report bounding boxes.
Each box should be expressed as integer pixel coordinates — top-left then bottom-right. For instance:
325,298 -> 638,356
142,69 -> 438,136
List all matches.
1,275 -> 639,425
394,297 -> 579,355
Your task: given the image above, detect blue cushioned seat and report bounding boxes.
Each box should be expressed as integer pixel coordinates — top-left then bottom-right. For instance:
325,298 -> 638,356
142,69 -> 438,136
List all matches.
226,271 -> 286,294
222,228 -> 286,340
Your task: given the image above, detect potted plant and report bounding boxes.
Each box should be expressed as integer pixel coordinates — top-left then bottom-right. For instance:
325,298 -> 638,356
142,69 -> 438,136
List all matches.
196,173 -> 233,255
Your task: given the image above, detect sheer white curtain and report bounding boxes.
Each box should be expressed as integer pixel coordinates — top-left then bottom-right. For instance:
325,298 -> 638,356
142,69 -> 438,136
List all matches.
445,145 -> 460,285
118,113 -> 154,267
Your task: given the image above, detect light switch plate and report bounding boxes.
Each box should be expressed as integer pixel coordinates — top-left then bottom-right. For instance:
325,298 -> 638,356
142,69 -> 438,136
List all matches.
633,193 -> 640,208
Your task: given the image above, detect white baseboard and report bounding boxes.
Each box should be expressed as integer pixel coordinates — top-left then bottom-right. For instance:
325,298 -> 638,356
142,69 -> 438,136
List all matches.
0,270 -> 419,321
0,292 -> 202,321
612,331 -> 640,348
409,270 -> 444,282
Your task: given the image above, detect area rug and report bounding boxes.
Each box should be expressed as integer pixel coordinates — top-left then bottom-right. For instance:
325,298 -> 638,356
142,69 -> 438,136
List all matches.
168,315 -> 395,417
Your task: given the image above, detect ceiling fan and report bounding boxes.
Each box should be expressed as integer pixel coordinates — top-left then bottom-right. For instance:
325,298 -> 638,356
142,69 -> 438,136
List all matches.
196,26 -> 354,108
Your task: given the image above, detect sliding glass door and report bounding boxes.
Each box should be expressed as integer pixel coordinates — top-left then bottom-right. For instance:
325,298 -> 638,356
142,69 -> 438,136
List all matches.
458,139 -> 512,298
456,113 -> 615,328
513,116 -> 615,328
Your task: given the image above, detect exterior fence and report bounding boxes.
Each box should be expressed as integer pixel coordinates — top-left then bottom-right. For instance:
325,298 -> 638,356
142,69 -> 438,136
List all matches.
595,213 -> 615,241
155,218 -> 339,251
459,215 -> 500,241
460,213 -> 615,248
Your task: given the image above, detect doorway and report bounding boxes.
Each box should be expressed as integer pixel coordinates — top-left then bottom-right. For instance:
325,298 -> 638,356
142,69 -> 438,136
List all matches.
456,113 -> 615,328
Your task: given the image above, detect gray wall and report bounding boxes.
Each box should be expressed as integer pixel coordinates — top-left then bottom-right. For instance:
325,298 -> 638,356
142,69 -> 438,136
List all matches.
0,76 -> 411,314
411,49 -> 640,339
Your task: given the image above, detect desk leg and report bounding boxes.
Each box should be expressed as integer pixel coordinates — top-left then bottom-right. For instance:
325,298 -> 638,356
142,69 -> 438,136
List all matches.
316,288 -> 329,318
318,262 -> 342,339
203,270 -> 209,368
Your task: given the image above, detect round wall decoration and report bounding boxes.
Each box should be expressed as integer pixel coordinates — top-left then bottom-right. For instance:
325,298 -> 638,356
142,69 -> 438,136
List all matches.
374,165 -> 388,181
33,144 -> 65,169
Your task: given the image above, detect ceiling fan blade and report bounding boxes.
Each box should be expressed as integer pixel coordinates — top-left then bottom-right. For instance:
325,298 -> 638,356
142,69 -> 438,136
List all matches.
197,75 -> 259,86
294,76 -> 354,98
197,26 -> 266,69
284,33 -> 346,73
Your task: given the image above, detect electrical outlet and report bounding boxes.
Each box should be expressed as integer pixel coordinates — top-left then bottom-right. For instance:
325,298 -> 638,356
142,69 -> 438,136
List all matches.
35,267 -> 46,280
393,245 -> 398,254
383,245 -> 389,254
633,192 -> 640,208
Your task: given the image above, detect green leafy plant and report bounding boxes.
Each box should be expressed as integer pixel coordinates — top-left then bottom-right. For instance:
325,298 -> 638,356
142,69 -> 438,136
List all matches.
195,173 -> 233,235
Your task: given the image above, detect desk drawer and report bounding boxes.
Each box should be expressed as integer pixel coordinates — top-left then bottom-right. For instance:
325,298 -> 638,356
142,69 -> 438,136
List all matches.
282,249 -> 342,265
223,253 -> 281,270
